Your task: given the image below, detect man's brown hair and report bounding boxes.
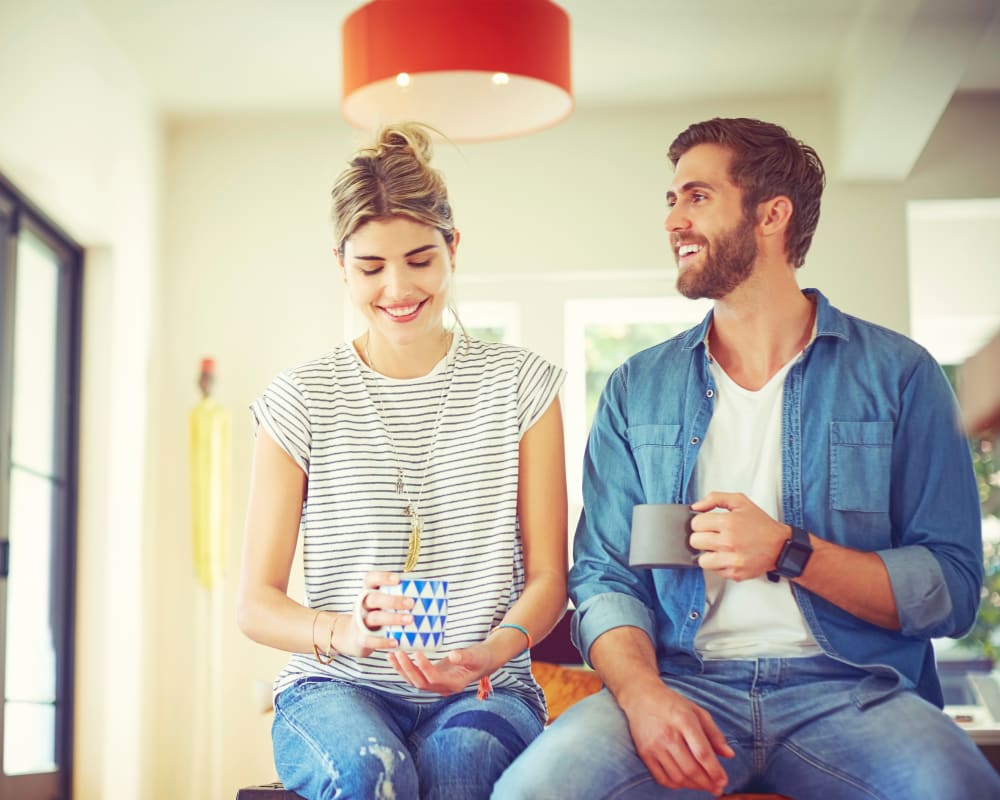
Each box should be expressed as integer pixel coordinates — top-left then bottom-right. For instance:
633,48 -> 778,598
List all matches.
668,118 -> 826,268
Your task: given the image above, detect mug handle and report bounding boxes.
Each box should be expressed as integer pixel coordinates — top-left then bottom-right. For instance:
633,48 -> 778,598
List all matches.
352,589 -> 382,633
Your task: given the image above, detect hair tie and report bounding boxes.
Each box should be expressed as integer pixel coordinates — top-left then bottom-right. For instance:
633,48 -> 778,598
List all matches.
492,623 -> 532,650
477,623 -> 533,701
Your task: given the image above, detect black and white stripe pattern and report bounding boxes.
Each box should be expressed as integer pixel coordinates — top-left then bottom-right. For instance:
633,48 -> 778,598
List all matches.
251,336 -> 565,716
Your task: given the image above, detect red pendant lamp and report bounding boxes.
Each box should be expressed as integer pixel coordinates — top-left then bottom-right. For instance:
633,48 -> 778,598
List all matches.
341,0 -> 573,142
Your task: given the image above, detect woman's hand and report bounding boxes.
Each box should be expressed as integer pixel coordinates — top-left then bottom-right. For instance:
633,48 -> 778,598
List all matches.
388,644 -> 492,696
333,571 -> 415,658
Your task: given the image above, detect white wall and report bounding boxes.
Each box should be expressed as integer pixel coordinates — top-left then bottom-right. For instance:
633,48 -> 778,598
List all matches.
0,3 -> 160,800
906,93 -> 1000,364
148,114 -> 352,799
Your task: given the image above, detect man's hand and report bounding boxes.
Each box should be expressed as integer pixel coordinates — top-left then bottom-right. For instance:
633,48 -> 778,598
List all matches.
619,678 -> 734,795
591,628 -> 733,794
689,492 -> 788,581
691,491 -> 902,628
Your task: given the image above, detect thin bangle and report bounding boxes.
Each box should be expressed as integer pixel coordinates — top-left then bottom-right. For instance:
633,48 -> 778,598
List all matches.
312,610 -> 336,665
492,623 -> 532,651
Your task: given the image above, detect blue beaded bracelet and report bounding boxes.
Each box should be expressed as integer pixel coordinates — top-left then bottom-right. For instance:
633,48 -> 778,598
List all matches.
493,623 -> 532,650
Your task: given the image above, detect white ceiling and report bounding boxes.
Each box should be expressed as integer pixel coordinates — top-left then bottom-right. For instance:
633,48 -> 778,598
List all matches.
82,0 -> 1000,118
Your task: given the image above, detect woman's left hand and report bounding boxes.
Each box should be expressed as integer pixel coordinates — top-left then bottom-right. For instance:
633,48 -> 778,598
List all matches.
388,644 -> 493,696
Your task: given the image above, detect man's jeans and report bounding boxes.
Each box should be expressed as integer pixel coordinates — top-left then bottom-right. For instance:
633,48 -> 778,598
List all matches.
493,655 -> 1000,799
273,677 -> 543,800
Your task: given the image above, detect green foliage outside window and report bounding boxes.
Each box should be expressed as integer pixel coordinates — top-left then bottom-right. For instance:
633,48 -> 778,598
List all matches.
465,325 -> 506,343
956,436 -> 1000,662
584,322 -> 688,426
942,363 -> 1000,661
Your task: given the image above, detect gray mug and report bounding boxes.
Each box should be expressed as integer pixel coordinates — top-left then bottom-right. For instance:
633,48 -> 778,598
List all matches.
629,503 -> 701,568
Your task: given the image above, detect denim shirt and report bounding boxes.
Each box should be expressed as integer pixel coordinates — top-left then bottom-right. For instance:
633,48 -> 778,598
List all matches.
569,289 -> 984,707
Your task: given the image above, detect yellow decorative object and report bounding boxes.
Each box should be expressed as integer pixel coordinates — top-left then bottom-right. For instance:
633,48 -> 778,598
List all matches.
189,357 -> 231,590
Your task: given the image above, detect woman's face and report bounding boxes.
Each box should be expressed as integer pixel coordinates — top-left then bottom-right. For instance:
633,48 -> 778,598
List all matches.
339,216 -> 457,351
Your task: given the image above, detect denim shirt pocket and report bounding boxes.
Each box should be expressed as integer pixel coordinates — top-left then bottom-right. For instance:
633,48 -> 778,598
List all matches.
830,421 -> 893,512
627,423 -> 684,500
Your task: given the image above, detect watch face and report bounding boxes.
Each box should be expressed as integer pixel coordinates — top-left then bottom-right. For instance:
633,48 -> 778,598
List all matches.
782,541 -> 811,574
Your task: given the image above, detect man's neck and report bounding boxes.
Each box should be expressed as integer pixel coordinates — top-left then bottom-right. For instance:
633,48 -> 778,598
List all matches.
707,271 -> 815,391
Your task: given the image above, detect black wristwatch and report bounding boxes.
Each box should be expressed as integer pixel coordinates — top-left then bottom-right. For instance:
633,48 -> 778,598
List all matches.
767,525 -> 812,582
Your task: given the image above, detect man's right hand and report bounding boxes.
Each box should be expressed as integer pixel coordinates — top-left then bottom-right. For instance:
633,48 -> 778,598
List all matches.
618,677 -> 734,796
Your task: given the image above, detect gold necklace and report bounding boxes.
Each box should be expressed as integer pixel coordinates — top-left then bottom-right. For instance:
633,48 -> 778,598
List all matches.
362,331 -> 456,572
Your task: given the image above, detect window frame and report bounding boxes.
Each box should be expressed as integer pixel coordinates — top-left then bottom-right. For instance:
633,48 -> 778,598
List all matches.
0,171 -> 83,800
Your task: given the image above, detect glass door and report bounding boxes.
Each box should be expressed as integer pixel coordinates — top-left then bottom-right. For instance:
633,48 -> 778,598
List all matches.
0,177 -> 82,800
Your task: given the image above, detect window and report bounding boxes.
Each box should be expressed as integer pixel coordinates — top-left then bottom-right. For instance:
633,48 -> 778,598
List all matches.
563,296 -> 709,515
0,174 -> 82,800
453,300 -> 520,344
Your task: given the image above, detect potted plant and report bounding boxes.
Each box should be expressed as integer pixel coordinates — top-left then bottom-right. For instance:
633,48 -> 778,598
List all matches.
955,436 -> 1000,663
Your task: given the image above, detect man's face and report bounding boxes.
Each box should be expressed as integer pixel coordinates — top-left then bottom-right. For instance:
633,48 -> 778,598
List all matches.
665,143 -> 758,300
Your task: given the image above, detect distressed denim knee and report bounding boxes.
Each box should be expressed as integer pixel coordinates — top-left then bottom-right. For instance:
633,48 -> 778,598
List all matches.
271,678 -> 420,800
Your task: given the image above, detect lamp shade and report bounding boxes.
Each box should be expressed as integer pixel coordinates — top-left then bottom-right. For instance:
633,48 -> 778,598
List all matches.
342,0 -> 572,142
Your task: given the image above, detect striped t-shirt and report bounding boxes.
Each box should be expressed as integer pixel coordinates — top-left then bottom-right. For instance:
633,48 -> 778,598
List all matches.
250,335 -> 565,719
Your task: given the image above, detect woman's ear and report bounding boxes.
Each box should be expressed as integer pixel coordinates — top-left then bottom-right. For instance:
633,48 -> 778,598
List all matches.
449,230 -> 461,270
334,247 -> 347,280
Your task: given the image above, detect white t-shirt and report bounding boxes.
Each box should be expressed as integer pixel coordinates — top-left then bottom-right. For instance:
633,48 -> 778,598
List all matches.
693,352 -> 821,659
251,335 -> 565,713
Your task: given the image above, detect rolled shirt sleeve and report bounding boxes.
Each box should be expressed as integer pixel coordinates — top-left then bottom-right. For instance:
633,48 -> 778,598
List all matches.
884,355 -> 983,639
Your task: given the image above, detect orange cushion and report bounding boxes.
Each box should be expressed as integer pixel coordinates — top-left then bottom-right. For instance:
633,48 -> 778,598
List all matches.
530,661 -> 603,722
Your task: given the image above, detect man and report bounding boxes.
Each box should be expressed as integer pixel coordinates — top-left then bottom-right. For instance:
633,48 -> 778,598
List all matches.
494,118 -> 1000,799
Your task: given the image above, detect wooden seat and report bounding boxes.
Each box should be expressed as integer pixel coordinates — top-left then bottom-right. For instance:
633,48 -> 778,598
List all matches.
235,784 -> 303,799
234,784 -> 789,799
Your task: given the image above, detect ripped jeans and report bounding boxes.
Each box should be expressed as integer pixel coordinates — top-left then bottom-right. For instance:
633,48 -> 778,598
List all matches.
272,677 -> 543,800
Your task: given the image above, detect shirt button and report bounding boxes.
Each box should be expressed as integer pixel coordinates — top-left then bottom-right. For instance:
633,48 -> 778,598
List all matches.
689,611 -> 700,620
690,436 -> 700,445
706,389 -> 714,398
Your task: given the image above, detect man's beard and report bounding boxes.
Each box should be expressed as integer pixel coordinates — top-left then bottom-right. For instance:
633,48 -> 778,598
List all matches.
676,212 -> 757,300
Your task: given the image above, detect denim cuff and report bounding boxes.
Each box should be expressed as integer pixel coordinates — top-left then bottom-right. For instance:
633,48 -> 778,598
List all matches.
571,592 -> 656,668
878,545 -> 952,637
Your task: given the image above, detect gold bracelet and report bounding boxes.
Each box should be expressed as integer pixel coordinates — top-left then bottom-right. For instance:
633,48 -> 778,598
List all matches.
312,610 -> 336,665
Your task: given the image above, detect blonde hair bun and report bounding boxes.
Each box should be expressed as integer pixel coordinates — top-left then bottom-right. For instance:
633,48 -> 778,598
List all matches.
331,121 -> 454,254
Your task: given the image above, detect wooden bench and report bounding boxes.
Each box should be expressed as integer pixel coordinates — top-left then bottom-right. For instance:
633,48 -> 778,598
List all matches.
234,783 -> 789,799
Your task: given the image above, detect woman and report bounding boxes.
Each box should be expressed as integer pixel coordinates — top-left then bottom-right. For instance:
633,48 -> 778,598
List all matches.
237,122 -> 568,800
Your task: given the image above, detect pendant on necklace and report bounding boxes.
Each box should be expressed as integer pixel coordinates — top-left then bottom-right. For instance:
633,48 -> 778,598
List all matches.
395,470 -> 404,495
404,514 -> 422,573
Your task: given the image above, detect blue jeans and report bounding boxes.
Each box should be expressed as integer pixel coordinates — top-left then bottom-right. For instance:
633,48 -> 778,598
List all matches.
493,655 -> 1000,799
273,677 -> 543,800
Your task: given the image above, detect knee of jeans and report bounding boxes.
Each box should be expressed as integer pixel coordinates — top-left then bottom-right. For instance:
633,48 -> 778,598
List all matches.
441,710 -> 531,759
296,738 -> 417,800
355,737 -> 419,800
897,755 -> 1000,799
419,709 -> 531,790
